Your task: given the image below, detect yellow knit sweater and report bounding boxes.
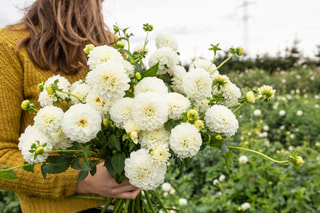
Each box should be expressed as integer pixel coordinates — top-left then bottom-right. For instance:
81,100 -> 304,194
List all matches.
0,26 -> 106,212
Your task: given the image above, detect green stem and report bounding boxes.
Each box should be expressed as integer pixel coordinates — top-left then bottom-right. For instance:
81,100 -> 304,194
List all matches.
101,198 -> 114,213
69,195 -> 109,201
210,54 -> 235,75
232,103 -> 245,113
227,101 -> 240,108
227,146 -> 289,164
144,191 -> 156,213
113,199 -> 125,212
0,163 -> 33,172
122,199 -> 131,213
59,90 -> 84,104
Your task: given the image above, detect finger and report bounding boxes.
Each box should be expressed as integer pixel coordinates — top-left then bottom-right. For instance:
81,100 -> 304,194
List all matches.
114,188 -> 141,200
110,184 -> 139,195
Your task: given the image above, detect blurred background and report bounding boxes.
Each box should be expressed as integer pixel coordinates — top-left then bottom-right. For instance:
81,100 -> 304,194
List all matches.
1,0 -> 320,62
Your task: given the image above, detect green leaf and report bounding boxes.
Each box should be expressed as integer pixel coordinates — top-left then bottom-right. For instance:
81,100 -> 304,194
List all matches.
109,135 -> 121,151
71,156 -> 81,170
223,149 -> 234,168
0,166 -> 18,180
41,155 -> 73,177
164,119 -> 179,132
111,152 -> 126,174
104,158 -> 116,177
23,162 -> 34,173
78,170 -> 89,182
140,63 -> 158,78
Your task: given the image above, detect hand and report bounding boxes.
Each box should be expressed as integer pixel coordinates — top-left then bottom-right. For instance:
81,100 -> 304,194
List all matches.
76,162 -> 140,199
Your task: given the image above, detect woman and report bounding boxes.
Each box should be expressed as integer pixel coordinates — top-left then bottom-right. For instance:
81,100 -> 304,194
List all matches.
0,1 -> 140,212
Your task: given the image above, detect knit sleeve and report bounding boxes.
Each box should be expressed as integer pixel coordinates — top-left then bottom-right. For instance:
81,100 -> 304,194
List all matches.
0,28 -> 79,199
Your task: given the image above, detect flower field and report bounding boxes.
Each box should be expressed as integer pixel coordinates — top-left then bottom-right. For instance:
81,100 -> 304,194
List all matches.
155,67 -> 320,212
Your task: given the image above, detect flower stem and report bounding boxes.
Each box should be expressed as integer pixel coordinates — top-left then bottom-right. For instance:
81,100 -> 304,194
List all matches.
227,146 -> 289,164
69,195 -> 109,201
144,191 -> 156,213
210,54 -> 235,75
0,163 -> 33,172
59,90 -> 84,104
232,103 -> 245,113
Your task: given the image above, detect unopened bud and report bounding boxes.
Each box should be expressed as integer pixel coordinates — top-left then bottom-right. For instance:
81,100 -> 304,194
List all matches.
187,109 -> 198,121
35,146 -> 45,155
103,119 -> 109,127
295,156 -> 304,167
38,82 -> 44,92
245,91 -> 256,103
215,135 -> 223,140
45,84 -> 54,95
194,120 -> 204,130
236,46 -> 244,56
116,41 -> 125,49
21,100 -> 31,111
135,72 -> 142,80
83,44 -> 95,54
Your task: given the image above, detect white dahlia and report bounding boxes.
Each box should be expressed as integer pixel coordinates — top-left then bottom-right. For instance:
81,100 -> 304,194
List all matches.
86,62 -> 130,102
134,77 -> 168,96
123,120 -> 140,144
122,60 -> 135,76
170,66 -> 186,93
169,123 -> 202,158
131,92 -> 168,131
194,99 -> 210,113
18,125 -> 52,164
34,105 -> 64,134
49,129 -> 73,150
150,144 -> 171,165
70,80 -> 91,104
213,82 -> 241,106
139,127 -> 170,149
85,90 -> 111,119
61,104 -> 102,143
167,65 -> 186,77
87,45 -> 123,70
166,92 -> 190,120
182,68 -> 212,101
204,105 -> 239,137
148,47 -> 179,75
124,149 -> 167,190
190,58 -> 219,77
38,75 -> 71,107
155,31 -> 178,51
109,97 -> 134,128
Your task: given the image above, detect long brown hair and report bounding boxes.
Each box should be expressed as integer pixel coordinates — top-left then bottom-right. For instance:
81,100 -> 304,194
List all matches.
14,0 -> 115,74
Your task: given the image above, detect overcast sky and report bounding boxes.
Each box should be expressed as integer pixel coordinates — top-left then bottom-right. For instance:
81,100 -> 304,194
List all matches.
1,0 -> 320,62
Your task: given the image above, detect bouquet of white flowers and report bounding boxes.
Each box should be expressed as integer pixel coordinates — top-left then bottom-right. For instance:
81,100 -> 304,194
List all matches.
0,24 -> 303,212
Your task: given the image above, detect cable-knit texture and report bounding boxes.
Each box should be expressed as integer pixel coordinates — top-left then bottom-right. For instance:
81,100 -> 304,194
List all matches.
0,25 -> 105,213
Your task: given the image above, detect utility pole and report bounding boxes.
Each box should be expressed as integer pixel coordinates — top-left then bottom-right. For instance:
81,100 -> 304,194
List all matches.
239,0 -> 255,56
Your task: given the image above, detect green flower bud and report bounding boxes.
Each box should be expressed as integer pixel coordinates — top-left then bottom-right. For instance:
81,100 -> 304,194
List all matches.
194,120 -> 204,130
103,118 -> 109,127
187,109 -> 198,121
236,46 -> 244,56
215,135 -> 223,140
294,156 -> 304,167
21,100 -> 31,111
83,44 -> 95,54
116,41 -> 125,49
38,82 -> 44,92
143,23 -> 154,32
135,72 -> 142,80
245,91 -> 256,103
35,146 -> 45,155
45,84 -> 54,95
